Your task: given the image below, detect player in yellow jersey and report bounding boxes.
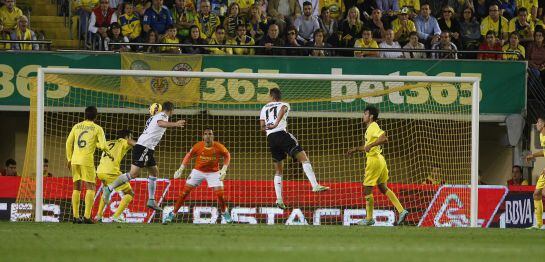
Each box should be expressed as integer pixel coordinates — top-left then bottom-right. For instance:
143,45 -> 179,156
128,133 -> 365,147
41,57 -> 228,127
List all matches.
66,106 -> 111,224
525,116 -> 545,229
346,105 -> 409,226
95,129 -> 136,223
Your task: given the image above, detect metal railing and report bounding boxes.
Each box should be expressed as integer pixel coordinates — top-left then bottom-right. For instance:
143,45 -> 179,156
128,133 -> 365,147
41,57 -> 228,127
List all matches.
0,40 -> 53,51
107,42 -> 524,59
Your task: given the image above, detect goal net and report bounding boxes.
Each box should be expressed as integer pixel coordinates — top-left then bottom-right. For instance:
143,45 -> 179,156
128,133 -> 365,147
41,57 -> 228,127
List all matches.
15,68 -> 479,226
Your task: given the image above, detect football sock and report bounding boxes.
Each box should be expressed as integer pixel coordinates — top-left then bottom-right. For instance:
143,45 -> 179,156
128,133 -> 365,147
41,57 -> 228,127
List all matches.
215,190 -> 227,213
71,190 -> 81,218
173,187 -> 192,213
148,176 -> 157,201
108,173 -> 130,191
535,199 -> 543,227
385,189 -> 405,213
302,161 -> 318,188
113,194 -> 133,218
365,194 -> 374,221
83,190 -> 95,219
274,175 -> 283,203
97,197 -> 105,218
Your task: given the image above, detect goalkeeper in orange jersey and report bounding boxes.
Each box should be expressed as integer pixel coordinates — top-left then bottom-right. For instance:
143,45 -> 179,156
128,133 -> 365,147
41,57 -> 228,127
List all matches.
346,105 -> 409,226
163,128 -> 232,224
95,129 -> 136,223
66,106 -> 112,224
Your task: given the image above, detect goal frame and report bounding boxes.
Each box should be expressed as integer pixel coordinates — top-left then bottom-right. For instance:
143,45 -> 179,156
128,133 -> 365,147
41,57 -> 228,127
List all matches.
35,68 -> 481,227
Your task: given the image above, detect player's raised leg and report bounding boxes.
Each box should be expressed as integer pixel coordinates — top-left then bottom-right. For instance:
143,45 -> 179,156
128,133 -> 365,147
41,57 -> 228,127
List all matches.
163,184 -> 195,224
294,151 -> 329,192
103,164 -> 139,202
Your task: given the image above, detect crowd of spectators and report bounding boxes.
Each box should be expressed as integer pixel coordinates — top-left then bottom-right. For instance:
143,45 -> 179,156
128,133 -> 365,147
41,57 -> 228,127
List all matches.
0,0 -> 43,50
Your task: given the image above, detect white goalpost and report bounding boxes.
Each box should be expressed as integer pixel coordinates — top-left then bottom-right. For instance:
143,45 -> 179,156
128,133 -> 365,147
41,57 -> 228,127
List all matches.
33,68 -> 480,227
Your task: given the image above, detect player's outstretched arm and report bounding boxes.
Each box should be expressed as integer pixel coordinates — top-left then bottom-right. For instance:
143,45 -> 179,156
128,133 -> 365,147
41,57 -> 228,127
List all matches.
526,150 -> 544,162
96,126 -> 113,158
174,150 -> 194,179
127,138 -> 137,147
158,119 -> 186,128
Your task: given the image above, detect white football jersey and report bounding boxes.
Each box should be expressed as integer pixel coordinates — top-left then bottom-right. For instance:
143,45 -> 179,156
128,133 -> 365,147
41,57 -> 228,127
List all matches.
136,112 -> 169,150
260,101 -> 290,136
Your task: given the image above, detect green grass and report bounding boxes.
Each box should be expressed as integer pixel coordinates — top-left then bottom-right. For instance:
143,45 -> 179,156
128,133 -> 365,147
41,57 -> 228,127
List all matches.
0,223 -> 543,262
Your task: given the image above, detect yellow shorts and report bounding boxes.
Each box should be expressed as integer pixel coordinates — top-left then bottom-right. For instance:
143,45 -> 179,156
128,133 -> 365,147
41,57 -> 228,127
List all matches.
364,155 -> 389,187
97,173 -> 132,193
537,174 -> 545,191
71,164 -> 96,183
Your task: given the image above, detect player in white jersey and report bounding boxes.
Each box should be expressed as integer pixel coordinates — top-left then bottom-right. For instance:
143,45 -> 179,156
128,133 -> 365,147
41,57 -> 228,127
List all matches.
102,101 -> 185,211
259,88 -> 329,209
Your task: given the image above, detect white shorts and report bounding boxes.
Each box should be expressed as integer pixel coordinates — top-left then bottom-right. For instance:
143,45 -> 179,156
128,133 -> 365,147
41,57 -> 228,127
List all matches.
186,169 -> 223,188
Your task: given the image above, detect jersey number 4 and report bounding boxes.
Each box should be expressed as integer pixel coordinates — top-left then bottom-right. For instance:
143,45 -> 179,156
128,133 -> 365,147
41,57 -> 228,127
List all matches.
265,106 -> 278,122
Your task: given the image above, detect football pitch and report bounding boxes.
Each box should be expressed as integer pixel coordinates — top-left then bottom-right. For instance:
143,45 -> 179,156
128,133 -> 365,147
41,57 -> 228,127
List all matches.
1,223 -> 542,262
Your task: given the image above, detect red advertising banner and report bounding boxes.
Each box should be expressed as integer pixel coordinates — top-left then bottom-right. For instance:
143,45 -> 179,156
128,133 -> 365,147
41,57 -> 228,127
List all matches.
418,185 -> 508,227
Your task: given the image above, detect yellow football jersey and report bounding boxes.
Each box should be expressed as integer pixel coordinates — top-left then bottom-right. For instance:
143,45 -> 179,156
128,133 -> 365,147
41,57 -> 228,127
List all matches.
66,120 -> 109,167
365,122 -> 385,157
96,138 -> 132,175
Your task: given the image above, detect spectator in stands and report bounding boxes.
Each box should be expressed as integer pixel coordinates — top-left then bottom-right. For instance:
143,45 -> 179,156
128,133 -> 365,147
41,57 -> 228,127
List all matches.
235,0 -> 256,17
134,0 -> 152,16
432,30 -> 458,59
172,0 -> 198,40
509,7 -> 535,45
507,165 -> 529,185
379,29 -> 404,57
376,0 -> 400,18
104,22 -> 129,51
320,0 -> 345,20
119,2 -> 142,43
403,31 -> 427,58
478,30 -> 502,59
527,30 -> 545,82
499,0 -> 517,19
183,24 -> 209,53
449,0 -> 474,17
318,7 -> 338,42
517,0 -> 539,20
267,0 -> 300,33
10,15 -> 39,50
354,28 -> 379,57
161,24 -> 182,53
415,3 -> 441,47
196,0 -> 221,40
0,158 -> 17,176
208,26 -> 233,54
284,25 -> 305,55
480,4 -> 509,44
0,0 -> 22,32
89,0 -> 117,50
503,32 -> 526,59
297,0 -> 318,17
140,29 -> 160,52
460,6 -> 481,52
294,1 -> 320,44
438,6 -> 462,50
43,158 -> 53,178
398,0 -> 421,15
392,7 -> 416,45
308,28 -> 333,56
247,4 -> 268,42
366,8 -> 390,42
337,6 -> 364,55
143,0 -> 174,36
228,23 -> 255,55
0,19 -> 10,50
345,0 -> 378,20
424,0 -> 448,18
224,2 -> 246,39
258,23 -> 285,55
